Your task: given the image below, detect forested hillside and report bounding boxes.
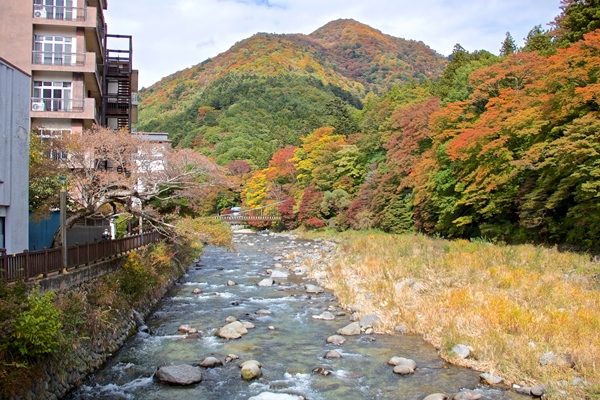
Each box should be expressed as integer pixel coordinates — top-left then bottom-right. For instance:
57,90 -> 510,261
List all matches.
137,19 -> 447,166
138,0 -> 600,248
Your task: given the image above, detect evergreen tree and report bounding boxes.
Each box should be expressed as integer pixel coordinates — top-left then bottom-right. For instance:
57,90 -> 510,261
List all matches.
499,32 -> 517,56
553,0 -> 600,45
522,25 -> 555,55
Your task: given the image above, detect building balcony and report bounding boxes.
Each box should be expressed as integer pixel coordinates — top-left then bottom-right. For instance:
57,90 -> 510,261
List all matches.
32,51 -> 96,72
32,5 -> 86,22
31,97 -> 99,124
33,5 -> 106,59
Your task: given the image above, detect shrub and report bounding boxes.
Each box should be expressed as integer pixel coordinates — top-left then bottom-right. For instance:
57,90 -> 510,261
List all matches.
304,217 -> 326,229
11,289 -> 62,358
117,252 -> 158,303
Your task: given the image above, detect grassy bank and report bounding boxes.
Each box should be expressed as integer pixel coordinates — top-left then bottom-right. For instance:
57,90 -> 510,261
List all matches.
299,230 -> 600,399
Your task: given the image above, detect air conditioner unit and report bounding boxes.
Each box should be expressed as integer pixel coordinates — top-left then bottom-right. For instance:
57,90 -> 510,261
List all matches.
31,101 -> 45,111
33,7 -> 47,18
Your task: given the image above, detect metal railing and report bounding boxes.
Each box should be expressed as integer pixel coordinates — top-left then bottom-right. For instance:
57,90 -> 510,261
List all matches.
0,231 -> 162,283
32,51 -> 86,67
33,5 -> 86,21
215,215 -> 281,222
31,98 -> 85,112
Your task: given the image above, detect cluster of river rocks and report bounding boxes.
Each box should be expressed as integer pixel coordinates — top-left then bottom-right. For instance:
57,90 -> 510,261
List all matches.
148,232 -> 551,400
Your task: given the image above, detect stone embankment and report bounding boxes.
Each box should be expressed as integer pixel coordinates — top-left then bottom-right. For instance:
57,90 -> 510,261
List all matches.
11,262 -> 186,400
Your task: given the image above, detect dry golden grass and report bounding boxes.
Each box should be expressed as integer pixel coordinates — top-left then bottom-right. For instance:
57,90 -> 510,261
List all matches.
299,230 -> 600,399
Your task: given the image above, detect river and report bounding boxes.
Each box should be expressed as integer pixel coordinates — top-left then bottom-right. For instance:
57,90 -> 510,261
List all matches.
66,231 -> 527,400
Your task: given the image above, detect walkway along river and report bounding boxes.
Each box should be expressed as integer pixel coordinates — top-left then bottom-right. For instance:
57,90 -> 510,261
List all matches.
66,231 -> 529,400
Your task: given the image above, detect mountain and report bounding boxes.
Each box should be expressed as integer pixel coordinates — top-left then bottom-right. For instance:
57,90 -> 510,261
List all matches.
136,19 -> 447,167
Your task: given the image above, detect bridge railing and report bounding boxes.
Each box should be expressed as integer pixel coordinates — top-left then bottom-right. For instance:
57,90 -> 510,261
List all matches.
0,231 -> 162,283
214,215 -> 281,222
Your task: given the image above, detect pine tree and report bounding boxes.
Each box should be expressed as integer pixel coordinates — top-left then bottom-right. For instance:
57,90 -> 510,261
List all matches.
553,0 -> 600,45
499,32 -> 517,56
522,25 -> 555,55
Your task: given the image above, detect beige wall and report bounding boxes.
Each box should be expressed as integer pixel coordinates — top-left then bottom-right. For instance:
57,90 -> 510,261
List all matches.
0,0 -> 33,73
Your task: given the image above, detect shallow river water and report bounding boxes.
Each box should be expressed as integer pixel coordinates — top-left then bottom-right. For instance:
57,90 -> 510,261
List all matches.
67,232 -> 528,400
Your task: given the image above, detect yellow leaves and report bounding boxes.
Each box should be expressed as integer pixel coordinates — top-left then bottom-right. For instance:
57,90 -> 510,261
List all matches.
242,170 -> 268,209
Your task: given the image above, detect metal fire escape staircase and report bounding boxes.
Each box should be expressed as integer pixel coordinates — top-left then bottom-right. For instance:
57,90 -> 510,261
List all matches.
102,35 -> 133,131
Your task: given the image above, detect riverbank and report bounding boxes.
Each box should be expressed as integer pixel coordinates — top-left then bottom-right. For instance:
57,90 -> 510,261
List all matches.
1,241 -> 194,400
295,230 -> 600,399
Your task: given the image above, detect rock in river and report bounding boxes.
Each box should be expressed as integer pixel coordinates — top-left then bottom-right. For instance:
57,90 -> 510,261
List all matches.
312,311 -> 336,320
337,322 -> 361,336
155,364 -> 202,385
305,284 -> 325,294
258,278 -> 274,287
326,335 -> 347,345
199,356 -> 223,368
248,393 -> 303,400
216,321 -> 248,339
240,360 -> 262,381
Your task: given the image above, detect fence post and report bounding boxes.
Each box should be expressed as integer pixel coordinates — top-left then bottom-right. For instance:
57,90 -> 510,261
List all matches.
94,238 -> 98,262
0,248 -> 6,281
24,250 -> 30,281
43,248 -> 48,277
76,242 -> 80,268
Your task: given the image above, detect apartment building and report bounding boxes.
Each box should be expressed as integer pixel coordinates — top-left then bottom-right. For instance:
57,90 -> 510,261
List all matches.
0,0 -> 138,138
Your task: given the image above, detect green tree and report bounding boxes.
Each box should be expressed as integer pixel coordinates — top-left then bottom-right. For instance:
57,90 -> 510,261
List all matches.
553,0 -> 600,45
522,25 -> 555,55
29,135 -> 61,219
499,32 -> 518,56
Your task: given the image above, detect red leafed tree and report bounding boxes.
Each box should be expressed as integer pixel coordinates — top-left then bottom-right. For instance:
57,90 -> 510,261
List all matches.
227,159 -> 252,176
278,196 -> 298,230
265,146 -> 297,185
297,184 -> 324,225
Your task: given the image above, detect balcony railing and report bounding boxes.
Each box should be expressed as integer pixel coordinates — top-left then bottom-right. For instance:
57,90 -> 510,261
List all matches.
33,5 -> 86,21
32,51 -> 86,67
31,98 -> 85,113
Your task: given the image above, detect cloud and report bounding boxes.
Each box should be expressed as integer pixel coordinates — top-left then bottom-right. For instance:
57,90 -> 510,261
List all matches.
104,0 -> 561,88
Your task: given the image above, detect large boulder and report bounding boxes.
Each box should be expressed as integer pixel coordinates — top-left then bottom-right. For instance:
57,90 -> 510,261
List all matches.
389,356 -> 417,375
452,344 -> 471,359
422,394 -> 449,400
337,322 -> 361,336
359,314 -> 381,328
248,392 -> 302,400
217,321 -> 248,339
479,373 -> 503,385
312,311 -> 336,320
327,335 -> 347,345
258,278 -> 274,287
155,364 -> 202,385
199,357 -> 223,368
305,284 -> 324,294
240,360 -> 262,381
270,270 -> 289,280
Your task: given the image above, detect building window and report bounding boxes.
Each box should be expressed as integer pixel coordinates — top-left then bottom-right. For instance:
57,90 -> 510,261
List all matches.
33,35 -> 74,66
33,0 -> 75,21
32,81 -> 72,112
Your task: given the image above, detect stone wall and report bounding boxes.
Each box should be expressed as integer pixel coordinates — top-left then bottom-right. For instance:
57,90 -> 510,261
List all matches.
10,260 -> 186,400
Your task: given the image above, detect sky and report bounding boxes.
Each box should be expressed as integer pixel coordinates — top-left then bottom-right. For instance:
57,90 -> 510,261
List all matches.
103,0 -> 562,89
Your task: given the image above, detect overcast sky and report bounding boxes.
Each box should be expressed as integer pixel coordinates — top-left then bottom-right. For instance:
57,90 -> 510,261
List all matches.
103,0 -> 562,89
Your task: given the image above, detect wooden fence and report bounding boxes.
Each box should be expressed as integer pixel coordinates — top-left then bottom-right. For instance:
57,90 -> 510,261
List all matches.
0,231 -> 162,283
